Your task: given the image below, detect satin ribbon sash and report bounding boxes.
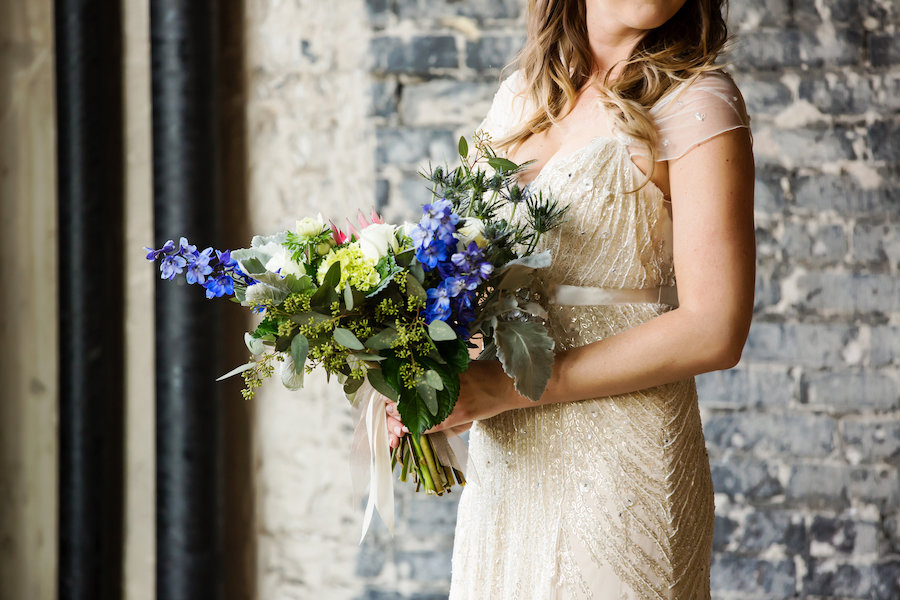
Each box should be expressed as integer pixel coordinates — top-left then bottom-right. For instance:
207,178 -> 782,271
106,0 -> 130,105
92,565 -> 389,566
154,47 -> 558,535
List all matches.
547,283 -> 679,307
349,381 -> 470,543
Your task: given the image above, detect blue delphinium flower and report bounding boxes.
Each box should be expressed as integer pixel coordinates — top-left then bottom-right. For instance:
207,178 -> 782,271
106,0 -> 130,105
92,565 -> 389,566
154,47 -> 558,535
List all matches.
444,276 -> 467,297
426,283 -> 452,322
145,239 -> 175,261
416,239 -> 450,270
449,241 -> 493,290
216,249 -> 236,268
148,236 -> 248,298
412,198 -> 460,268
204,273 -> 235,298
160,254 -> 187,280
420,198 -> 454,231
178,237 -> 198,257
185,247 -> 214,285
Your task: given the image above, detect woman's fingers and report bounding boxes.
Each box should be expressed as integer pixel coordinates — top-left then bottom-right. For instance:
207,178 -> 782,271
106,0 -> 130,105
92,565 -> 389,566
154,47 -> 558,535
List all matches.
385,401 -> 408,449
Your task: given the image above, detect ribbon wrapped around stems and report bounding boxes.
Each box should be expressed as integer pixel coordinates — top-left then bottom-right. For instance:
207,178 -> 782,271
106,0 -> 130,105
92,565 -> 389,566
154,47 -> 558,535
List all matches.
349,380 -> 470,542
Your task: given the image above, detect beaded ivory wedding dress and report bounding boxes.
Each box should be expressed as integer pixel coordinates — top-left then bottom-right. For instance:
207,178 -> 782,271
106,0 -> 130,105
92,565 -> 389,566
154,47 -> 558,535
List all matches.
448,70 -> 751,600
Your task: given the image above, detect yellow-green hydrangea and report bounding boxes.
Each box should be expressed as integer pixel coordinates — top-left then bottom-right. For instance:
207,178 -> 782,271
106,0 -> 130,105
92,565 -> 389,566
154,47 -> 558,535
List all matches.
317,242 -> 380,292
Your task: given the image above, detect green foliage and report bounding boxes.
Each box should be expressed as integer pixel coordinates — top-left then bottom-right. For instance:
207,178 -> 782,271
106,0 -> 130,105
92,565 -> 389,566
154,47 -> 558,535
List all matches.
333,327 -> 364,350
427,319 -> 457,341
290,334 -> 309,374
494,320 -> 555,402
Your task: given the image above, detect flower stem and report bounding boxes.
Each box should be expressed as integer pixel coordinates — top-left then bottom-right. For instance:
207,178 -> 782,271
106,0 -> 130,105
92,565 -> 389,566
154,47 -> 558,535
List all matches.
409,433 -> 439,495
400,443 -> 409,482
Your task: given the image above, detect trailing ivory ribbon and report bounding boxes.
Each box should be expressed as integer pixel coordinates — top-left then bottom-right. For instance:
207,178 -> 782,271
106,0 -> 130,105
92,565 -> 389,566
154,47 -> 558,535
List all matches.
349,380 -> 471,543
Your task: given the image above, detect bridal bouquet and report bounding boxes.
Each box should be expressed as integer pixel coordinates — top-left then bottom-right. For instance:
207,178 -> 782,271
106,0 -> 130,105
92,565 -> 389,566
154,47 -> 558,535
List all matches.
146,134 -> 567,528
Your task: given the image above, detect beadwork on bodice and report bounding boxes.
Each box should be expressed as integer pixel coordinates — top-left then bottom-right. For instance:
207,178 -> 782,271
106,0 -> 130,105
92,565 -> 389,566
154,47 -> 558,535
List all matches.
524,135 -> 676,294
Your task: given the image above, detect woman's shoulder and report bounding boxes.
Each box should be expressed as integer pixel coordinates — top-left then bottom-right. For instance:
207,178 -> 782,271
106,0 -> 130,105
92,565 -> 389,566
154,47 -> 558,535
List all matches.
649,69 -> 752,161
478,69 -> 532,141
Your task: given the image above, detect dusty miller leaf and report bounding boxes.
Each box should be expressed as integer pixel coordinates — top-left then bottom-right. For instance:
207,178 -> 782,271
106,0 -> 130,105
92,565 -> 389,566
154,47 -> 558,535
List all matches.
494,320 -> 555,402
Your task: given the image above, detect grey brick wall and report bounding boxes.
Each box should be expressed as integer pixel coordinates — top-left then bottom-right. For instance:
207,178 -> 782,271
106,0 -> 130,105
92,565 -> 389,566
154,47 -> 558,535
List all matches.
360,1 -> 900,599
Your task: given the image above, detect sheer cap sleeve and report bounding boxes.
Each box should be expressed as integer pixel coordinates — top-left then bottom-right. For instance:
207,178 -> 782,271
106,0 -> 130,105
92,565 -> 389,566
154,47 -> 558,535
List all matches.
640,70 -> 751,162
476,70 -> 531,152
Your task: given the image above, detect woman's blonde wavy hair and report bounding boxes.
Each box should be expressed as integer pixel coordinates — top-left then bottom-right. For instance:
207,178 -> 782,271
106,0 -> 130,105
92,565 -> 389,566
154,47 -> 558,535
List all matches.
498,0 -> 730,181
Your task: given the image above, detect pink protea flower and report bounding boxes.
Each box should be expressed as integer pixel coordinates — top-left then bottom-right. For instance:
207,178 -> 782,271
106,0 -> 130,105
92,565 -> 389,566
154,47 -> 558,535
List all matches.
344,217 -> 360,240
357,209 -> 385,229
329,220 -> 349,245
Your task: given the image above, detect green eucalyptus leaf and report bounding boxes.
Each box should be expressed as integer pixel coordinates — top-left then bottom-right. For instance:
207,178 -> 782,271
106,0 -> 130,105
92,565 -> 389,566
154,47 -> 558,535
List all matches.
274,335 -> 292,352
458,135 -> 468,158
365,327 -> 399,350
290,334 -> 309,374
349,353 -> 386,362
416,382 -> 438,416
333,327 -> 364,350
343,285 -> 354,310
394,248 -> 416,268
367,368 -> 399,402
409,262 -> 425,284
395,357 -> 459,436
405,273 -> 427,301
427,319 -> 457,341
290,311 -> 331,327
343,376 -> 365,395
321,261 -> 341,290
494,320 -> 555,402
424,369 -> 444,390
310,279 -> 339,307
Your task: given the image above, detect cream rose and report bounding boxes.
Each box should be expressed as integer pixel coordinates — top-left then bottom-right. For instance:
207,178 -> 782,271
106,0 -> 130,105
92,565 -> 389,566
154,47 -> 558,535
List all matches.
294,214 -> 328,241
357,223 -> 400,262
456,217 -> 488,249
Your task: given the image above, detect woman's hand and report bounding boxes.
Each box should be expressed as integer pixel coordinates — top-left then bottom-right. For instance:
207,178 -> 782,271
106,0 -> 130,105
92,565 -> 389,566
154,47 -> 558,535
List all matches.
384,359 -> 523,448
426,360 -> 522,433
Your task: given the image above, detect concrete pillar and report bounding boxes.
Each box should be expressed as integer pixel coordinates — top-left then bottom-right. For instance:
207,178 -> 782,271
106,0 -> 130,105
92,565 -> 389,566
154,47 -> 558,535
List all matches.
0,1 -> 59,598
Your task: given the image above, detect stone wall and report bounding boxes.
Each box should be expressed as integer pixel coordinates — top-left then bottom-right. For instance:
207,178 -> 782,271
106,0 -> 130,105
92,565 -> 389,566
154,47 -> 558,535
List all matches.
252,0 -> 899,598
246,1 -> 376,599
360,0 -> 900,598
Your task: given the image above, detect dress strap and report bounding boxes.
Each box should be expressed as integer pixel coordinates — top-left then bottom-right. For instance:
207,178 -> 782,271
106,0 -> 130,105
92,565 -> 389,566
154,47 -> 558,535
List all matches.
547,283 -> 679,307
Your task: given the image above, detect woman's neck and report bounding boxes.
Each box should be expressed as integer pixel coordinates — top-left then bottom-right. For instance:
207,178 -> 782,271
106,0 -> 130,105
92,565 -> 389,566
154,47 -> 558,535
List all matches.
585,6 -> 647,80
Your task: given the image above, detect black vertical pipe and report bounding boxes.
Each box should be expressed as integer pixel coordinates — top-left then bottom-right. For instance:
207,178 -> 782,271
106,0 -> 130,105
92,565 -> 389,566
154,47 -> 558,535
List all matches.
55,0 -> 125,599
149,1 -> 224,599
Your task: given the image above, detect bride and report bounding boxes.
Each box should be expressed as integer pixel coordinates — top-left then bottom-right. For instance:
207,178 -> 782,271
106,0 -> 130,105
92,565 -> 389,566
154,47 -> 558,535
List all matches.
386,0 -> 755,597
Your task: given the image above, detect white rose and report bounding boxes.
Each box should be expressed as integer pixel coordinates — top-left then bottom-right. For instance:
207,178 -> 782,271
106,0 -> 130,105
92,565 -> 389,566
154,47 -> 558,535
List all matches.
357,223 -> 400,262
456,217 -> 488,249
264,245 -> 304,277
294,214 -> 327,241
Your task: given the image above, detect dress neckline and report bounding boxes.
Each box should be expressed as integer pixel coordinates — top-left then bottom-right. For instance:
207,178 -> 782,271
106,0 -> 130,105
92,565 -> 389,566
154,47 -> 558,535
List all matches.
522,135 -> 668,202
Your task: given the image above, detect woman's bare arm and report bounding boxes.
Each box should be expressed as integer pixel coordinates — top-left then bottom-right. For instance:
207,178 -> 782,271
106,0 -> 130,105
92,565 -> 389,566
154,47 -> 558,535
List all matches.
422,127 -> 756,432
